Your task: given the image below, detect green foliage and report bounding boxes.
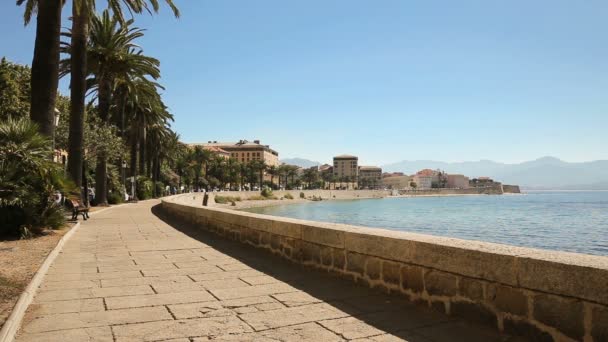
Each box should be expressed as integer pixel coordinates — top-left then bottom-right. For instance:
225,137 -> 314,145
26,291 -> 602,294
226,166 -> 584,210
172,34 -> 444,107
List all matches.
284,193 -> 294,200
0,58 -> 31,121
214,195 -> 241,204
261,187 -> 273,198
136,176 -> 154,200
0,118 -> 74,237
299,192 -> 305,199
107,191 -> 124,205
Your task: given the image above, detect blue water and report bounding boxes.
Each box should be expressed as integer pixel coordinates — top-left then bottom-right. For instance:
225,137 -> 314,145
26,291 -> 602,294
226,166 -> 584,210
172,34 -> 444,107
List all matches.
244,191 -> 608,256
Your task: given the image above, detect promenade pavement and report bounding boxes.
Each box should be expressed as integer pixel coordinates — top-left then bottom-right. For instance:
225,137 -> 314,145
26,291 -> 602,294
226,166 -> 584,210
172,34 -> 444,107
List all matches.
15,200 -> 524,341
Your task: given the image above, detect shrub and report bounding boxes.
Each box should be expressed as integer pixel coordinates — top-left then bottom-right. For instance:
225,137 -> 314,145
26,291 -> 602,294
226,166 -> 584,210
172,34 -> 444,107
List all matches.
136,176 -> 154,200
261,187 -> 273,198
299,192 -> 305,199
284,193 -> 294,200
155,181 -> 165,197
0,118 -> 74,237
108,191 -> 123,205
214,195 -> 241,204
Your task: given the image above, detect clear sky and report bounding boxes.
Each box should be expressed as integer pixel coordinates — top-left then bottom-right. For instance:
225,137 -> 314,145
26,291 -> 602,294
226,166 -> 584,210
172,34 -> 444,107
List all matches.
1,1 -> 607,166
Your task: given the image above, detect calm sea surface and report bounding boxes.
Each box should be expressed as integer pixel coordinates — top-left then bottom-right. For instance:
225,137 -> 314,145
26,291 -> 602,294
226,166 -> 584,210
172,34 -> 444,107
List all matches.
244,191 -> 608,256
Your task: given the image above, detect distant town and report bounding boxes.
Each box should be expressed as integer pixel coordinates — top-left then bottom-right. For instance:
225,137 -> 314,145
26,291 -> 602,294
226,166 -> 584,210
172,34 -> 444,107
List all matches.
189,139 -> 509,191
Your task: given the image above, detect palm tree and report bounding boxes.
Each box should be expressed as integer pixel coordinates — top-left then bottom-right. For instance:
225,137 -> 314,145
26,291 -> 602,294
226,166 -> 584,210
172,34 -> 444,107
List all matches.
67,0 -> 179,193
61,11 -> 162,205
18,0 -> 62,138
267,165 -> 278,189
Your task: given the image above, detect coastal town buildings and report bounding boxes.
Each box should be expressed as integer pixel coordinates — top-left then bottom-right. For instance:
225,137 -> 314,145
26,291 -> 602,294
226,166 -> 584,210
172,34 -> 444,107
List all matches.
412,174 -> 433,189
447,174 -> 470,189
202,146 -> 230,159
191,140 -> 280,166
358,166 -> 382,189
333,155 -> 358,180
382,175 -> 412,189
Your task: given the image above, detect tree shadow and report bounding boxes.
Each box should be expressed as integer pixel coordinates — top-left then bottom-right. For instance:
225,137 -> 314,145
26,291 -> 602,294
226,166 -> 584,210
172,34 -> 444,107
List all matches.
150,204 -> 522,342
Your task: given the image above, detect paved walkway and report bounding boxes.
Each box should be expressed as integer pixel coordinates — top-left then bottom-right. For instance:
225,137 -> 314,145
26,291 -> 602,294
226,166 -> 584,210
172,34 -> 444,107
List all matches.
16,200 -> 522,342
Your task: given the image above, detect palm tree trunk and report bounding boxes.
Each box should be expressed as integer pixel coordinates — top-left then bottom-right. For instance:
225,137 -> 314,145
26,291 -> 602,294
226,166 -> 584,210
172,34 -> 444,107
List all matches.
29,0 -> 62,138
94,75 -> 112,206
67,2 -> 88,190
130,134 -> 138,200
139,126 -> 146,176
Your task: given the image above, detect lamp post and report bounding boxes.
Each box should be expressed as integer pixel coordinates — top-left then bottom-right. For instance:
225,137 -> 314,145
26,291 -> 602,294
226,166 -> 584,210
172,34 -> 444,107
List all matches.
121,160 -> 127,199
52,108 -> 60,162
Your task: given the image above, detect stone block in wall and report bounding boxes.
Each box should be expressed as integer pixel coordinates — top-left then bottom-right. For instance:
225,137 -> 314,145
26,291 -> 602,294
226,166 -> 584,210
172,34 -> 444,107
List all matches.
302,224 -> 344,248
259,231 -> 271,247
592,304 -> 608,342
365,258 -> 381,281
533,294 -> 584,341
270,234 -> 280,250
503,317 -> 553,342
381,261 -> 401,287
320,247 -> 333,267
451,301 -> 497,328
346,252 -> 366,276
248,215 -> 273,233
424,271 -> 458,297
517,251 -> 608,305
345,232 -> 416,264
486,284 -> 528,316
302,242 -> 321,264
411,241 -> 519,286
459,277 -> 484,302
400,265 -> 424,294
333,249 -> 346,271
270,219 -> 301,239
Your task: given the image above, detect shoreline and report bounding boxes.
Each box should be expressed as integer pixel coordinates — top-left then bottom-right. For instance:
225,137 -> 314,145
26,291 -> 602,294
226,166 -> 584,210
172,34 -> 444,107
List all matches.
208,190 -> 512,210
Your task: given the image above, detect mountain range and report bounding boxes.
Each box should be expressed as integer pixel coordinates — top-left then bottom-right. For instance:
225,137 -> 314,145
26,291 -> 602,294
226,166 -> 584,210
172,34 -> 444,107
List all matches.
282,157 -> 608,190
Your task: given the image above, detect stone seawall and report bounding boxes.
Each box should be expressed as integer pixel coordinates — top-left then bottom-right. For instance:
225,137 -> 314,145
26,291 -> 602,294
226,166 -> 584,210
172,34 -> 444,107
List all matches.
160,195 -> 608,342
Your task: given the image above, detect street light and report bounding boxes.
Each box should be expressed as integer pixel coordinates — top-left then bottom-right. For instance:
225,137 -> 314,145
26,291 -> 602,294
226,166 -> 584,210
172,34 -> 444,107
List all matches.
52,108 -> 60,162
121,160 -> 127,200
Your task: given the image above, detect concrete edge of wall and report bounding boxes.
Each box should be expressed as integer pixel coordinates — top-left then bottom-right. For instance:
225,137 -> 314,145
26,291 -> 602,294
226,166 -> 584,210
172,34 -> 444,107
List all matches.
160,195 -> 608,342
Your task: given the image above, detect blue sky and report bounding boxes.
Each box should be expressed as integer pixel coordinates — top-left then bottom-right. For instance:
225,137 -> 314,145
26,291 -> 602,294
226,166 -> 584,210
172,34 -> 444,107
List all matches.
1,1 -> 607,165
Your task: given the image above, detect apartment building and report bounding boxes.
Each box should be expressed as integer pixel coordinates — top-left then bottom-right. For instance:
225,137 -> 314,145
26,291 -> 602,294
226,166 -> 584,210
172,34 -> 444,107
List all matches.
333,155 -> 358,179
359,166 -> 382,189
191,140 -> 279,166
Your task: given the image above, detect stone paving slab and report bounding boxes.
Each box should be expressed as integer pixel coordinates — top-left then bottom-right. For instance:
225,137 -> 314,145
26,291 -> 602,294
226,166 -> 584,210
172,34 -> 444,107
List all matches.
15,200 -> 525,342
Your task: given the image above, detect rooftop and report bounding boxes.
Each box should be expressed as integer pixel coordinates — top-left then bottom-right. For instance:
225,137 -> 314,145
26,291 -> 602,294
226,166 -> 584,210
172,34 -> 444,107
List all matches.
333,154 -> 358,159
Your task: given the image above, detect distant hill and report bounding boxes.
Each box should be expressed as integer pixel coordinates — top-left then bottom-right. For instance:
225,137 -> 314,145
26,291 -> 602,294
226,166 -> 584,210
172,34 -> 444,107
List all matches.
382,157 -> 608,190
280,158 -> 321,168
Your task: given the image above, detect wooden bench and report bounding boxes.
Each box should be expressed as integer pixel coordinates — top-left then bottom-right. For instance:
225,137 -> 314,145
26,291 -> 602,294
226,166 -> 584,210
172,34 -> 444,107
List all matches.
70,199 -> 90,220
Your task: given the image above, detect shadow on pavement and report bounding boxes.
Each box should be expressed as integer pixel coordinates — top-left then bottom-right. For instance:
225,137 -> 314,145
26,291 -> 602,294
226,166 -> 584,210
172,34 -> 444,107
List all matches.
151,204 -> 522,342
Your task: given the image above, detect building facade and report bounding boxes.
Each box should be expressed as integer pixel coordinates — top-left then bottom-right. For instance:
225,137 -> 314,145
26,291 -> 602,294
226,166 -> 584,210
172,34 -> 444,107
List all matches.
382,175 -> 412,189
447,174 -> 470,189
191,140 -> 279,166
412,175 -> 433,189
358,166 -> 382,189
333,155 -> 358,180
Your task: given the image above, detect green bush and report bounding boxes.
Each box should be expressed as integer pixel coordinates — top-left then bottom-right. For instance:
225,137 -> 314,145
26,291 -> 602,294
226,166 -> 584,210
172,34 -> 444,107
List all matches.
261,187 -> 273,198
0,118 -> 74,237
214,195 -> 241,204
136,176 -> 154,200
299,192 -> 305,198
155,181 -> 165,197
108,191 -> 123,205
284,193 -> 294,200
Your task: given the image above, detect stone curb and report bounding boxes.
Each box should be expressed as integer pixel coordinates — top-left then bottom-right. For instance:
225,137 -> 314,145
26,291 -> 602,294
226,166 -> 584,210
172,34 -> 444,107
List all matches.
0,203 -> 126,342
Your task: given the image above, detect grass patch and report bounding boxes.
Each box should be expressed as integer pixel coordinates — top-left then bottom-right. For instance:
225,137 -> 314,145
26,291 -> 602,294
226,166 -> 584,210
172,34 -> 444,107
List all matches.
214,195 -> 242,204
0,275 -> 25,301
248,195 -> 278,201
284,193 -> 294,200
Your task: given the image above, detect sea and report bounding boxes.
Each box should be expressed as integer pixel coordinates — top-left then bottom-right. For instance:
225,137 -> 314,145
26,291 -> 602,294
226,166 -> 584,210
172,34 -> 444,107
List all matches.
244,191 -> 608,256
